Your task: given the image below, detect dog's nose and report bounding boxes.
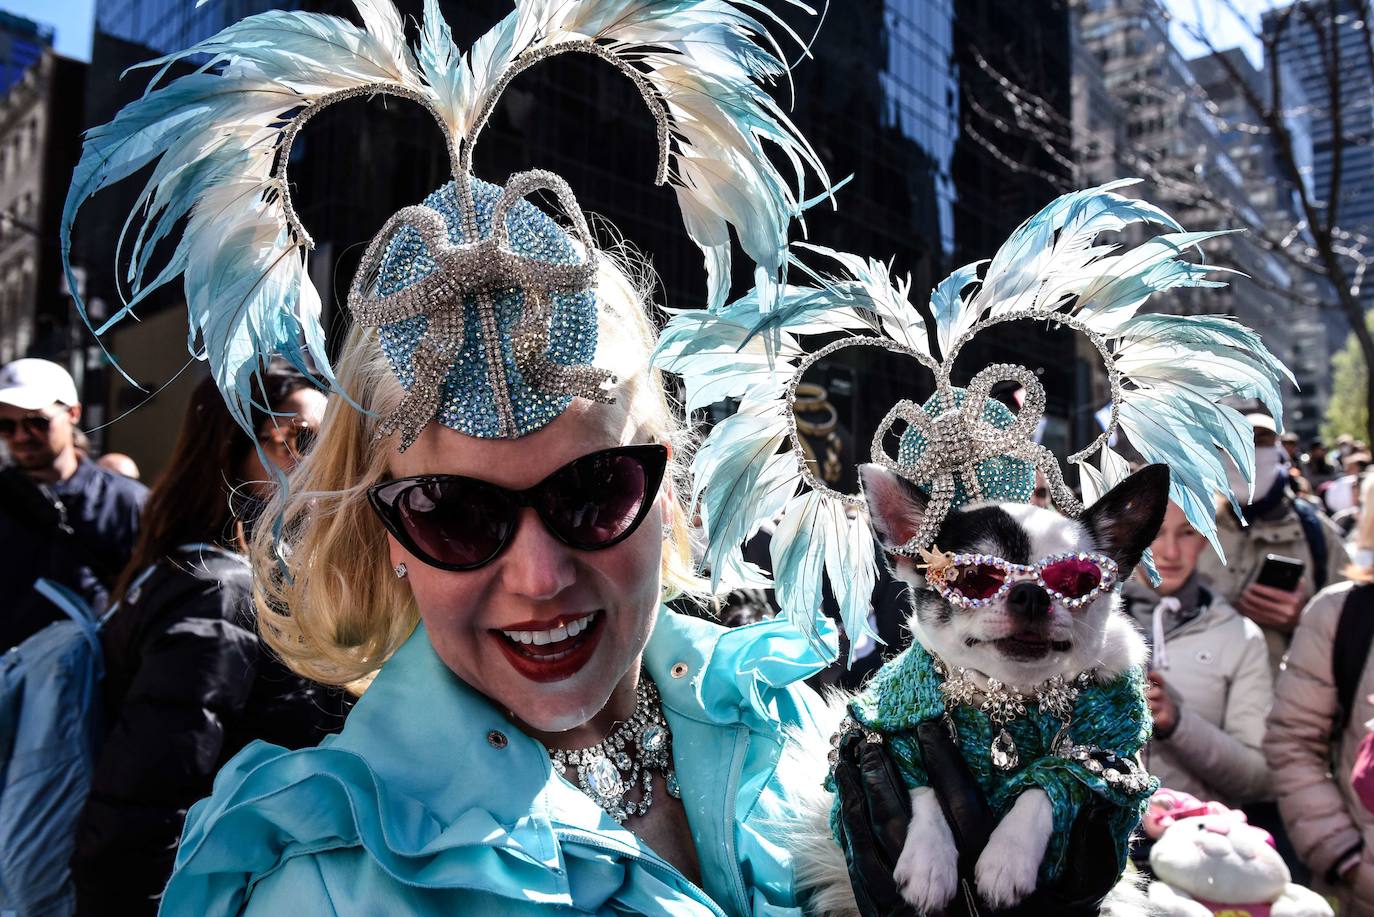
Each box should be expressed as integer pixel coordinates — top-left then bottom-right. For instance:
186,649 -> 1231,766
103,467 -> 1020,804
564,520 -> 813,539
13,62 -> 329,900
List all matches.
1007,581 -> 1052,619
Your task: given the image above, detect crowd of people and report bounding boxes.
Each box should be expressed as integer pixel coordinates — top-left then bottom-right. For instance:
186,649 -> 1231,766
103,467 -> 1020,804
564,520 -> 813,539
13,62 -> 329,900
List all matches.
0,358 -> 349,915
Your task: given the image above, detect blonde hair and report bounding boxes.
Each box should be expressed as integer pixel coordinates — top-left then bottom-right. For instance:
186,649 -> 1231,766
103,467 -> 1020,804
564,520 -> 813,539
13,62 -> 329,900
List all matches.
252,252 -> 704,687
1346,474 -> 1374,584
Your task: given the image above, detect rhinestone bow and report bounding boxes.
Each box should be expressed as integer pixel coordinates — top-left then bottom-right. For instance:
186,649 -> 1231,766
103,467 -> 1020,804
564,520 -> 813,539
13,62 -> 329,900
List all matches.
869,363 -> 1083,555
351,171 -> 615,448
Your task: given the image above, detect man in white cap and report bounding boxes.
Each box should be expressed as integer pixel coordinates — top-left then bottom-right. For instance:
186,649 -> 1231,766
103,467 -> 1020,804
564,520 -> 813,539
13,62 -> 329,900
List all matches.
1198,411 -> 1348,675
0,358 -> 146,649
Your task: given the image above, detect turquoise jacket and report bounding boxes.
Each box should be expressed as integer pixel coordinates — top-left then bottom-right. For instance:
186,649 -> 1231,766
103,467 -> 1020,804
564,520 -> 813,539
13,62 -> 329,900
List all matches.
159,610 -> 836,916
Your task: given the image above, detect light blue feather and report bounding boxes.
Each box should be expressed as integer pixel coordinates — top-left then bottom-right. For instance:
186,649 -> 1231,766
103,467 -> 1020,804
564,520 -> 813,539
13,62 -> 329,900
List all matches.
930,260 -> 985,359
692,405 -> 795,590
770,490 -> 838,659
65,0 -> 833,438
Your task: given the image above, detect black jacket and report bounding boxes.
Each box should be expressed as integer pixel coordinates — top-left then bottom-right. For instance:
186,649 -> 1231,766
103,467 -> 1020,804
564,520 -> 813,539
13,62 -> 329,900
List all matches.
71,546 -> 349,915
0,461 -> 146,650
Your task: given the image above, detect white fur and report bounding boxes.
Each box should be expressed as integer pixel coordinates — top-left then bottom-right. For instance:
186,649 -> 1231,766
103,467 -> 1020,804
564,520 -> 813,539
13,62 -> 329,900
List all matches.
777,693 -> 862,917
892,787 -> 960,911
973,787 -> 1053,907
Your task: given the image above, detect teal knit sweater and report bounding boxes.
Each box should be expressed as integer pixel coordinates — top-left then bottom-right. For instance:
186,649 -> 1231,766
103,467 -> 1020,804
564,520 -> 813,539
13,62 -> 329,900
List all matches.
831,643 -> 1156,883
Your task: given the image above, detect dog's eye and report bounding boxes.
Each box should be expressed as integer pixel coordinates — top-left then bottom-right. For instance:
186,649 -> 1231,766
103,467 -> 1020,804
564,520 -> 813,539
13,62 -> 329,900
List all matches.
947,563 -> 1005,600
1041,557 -> 1103,598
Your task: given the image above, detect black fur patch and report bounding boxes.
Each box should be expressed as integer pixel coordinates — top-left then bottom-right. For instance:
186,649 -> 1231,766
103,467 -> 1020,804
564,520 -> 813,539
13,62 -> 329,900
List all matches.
935,506 -> 1032,564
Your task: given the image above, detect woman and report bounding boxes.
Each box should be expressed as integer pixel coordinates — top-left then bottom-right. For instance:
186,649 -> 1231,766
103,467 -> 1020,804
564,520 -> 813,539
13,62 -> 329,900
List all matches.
1122,501 -> 1272,806
72,367 -> 349,915
158,241 -> 834,913
64,1 -> 842,912
1267,474 -> 1374,912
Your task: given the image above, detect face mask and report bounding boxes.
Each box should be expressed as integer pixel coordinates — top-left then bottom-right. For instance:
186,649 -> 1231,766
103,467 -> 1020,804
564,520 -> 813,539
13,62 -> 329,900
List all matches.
1227,446 -> 1286,506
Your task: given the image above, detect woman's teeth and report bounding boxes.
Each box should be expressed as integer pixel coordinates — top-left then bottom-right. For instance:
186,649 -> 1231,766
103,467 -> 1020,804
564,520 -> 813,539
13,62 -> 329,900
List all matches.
502,611 -> 598,646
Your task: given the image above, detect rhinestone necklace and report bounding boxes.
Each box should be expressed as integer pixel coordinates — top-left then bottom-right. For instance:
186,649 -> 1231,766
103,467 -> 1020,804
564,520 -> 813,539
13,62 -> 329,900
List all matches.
544,675 -> 680,823
931,655 -> 1096,771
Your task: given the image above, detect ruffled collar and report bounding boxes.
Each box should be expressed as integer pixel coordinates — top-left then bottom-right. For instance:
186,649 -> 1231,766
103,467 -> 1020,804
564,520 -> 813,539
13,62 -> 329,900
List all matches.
167,609 -> 835,916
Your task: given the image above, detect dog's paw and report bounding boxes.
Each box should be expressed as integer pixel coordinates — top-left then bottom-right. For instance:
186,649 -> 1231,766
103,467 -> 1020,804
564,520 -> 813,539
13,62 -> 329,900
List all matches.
892,787 -> 959,912
974,788 -> 1053,908
974,841 -> 1040,908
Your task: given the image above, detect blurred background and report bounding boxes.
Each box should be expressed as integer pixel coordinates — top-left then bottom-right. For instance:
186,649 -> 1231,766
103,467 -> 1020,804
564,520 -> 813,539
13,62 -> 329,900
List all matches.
0,0 -> 1364,485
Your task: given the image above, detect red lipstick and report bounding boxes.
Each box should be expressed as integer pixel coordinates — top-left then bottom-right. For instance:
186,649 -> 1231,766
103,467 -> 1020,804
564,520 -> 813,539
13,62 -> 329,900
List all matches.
491,611 -> 604,683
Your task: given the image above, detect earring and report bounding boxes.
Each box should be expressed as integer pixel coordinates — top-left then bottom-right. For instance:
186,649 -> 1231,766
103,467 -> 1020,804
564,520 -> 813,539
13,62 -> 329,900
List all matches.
393,562 -> 408,579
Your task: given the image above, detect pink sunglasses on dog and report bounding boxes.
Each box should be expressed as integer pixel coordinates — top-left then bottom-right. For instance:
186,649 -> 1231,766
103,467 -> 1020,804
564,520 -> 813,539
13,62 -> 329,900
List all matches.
925,552 -> 1119,610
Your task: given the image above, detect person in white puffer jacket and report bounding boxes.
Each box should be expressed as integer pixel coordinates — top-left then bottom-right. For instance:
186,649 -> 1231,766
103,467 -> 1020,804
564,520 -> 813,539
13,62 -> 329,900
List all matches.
1122,500 -> 1274,807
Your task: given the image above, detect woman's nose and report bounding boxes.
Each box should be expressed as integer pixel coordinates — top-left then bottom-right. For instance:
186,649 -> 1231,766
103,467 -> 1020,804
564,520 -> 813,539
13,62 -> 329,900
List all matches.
498,508 -> 576,600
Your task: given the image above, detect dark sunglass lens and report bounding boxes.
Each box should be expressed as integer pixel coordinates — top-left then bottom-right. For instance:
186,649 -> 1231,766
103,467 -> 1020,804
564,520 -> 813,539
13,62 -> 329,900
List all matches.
1041,557 -> 1103,598
541,452 -> 650,548
396,480 -> 513,568
947,562 -> 1006,600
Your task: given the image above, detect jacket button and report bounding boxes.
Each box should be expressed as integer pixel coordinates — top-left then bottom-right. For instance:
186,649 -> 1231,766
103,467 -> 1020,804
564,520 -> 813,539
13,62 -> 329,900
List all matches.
670,662 -> 689,678
487,730 -> 508,749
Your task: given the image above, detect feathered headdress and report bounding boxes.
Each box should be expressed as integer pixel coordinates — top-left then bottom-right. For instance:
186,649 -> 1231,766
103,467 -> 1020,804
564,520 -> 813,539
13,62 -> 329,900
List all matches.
62,0 -> 830,444
654,179 -> 1293,659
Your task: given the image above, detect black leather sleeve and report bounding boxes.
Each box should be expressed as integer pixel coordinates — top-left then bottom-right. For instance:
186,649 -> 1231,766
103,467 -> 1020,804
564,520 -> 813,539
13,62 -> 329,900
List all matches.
833,731 -> 918,917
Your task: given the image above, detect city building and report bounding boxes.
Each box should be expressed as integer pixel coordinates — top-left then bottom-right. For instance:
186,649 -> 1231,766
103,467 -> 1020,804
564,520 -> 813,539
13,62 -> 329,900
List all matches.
1263,0 -> 1374,236
1075,0 -> 1322,440
79,0 -> 1080,478
0,12 -> 53,97
1191,48 -> 1333,442
0,48 -> 87,380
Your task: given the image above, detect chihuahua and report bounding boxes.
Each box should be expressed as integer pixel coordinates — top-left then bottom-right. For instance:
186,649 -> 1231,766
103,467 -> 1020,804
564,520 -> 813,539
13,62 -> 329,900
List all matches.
792,463 -> 1169,915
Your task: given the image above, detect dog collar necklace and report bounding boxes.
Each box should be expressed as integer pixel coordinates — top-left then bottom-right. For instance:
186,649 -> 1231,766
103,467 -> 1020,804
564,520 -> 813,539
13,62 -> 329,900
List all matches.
931,655 -> 1096,771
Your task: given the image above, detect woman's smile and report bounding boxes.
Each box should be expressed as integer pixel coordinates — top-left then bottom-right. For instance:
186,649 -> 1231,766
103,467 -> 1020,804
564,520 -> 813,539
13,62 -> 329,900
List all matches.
492,609 -> 606,682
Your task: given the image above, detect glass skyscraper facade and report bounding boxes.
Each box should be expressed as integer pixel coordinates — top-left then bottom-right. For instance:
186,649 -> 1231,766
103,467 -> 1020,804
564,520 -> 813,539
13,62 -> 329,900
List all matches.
0,12 -> 53,96
1264,0 -> 1374,234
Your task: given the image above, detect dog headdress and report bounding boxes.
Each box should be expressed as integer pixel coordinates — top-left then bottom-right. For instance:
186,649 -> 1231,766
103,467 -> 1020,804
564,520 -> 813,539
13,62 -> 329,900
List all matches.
655,180 -> 1293,659
62,0 -> 831,447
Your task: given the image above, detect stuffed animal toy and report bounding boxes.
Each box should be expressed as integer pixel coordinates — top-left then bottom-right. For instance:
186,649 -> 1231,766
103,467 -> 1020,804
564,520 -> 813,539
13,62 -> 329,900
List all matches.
1147,798 -> 1332,917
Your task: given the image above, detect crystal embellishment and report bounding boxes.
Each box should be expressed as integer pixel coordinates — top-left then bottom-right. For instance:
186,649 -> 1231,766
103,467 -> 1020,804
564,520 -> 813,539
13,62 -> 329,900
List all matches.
931,653 -> 1097,771
545,676 -> 678,823
585,757 -> 623,799
991,728 -> 1019,771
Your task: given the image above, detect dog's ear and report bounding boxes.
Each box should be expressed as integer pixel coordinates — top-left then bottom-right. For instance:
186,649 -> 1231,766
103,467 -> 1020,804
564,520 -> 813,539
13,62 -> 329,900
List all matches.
1080,464 -> 1171,574
859,464 -> 930,552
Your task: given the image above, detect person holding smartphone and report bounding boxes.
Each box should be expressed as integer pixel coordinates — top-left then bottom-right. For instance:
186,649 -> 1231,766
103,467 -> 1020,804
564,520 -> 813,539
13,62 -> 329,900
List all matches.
1122,501 -> 1272,807
1198,412 -> 1349,675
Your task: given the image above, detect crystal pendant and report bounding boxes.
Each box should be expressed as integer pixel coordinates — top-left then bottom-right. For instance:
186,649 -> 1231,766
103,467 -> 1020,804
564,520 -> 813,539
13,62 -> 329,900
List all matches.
666,771 -> 680,798
640,724 -> 667,768
990,728 -> 1019,770
585,756 -> 624,801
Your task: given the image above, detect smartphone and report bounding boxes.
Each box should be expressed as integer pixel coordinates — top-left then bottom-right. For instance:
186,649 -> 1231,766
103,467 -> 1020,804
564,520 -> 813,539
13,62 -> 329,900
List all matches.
1256,554 -> 1305,591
